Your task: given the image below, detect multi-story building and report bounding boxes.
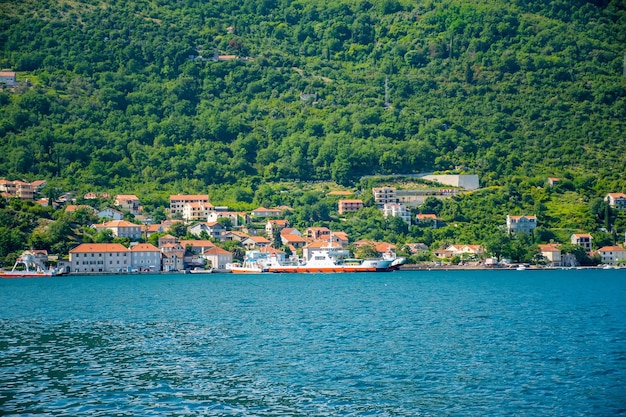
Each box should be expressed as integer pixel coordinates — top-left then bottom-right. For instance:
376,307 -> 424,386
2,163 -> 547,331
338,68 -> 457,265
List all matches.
571,233 -> 593,251
0,179 -> 37,200
338,199 -> 364,214
538,244 -> 562,267
130,243 -> 161,272
182,202 -> 213,222
97,208 -> 125,221
114,194 -> 140,215
242,236 -> 271,250
266,219 -> 290,237
382,203 -> 411,224
605,193 -> 626,210
202,246 -> 233,270
506,215 -> 537,234
280,229 -> 307,249
189,222 -> 225,239
597,246 -> 626,265
373,187 -> 397,209
207,211 -> 249,227
251,207 -> 282,217
416,213 -> 440,228
170,194 -> 210,216
306,227 -> 331,241
93,220 -> 142,240
69,243 -> 131,273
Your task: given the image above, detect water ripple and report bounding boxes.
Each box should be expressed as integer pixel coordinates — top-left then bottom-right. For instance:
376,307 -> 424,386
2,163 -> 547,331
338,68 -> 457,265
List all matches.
1,270 -> 626,416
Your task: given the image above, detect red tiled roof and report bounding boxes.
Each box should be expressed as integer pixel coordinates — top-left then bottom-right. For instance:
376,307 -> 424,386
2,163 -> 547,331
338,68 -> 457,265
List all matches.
282,234 -> 307,243
96,220 -> 139,228
131,243 -> 160,252
115,194 -> 139,201
204,246 -> 232,255
170,194 -> 209,201
70,243 -> 128,253
598,246 -> 626,252
246,236 -> 271,243
180,240 -> 216,248
260,246 -> 285,254
305,241 -> 341,249
538,244 -> 561,252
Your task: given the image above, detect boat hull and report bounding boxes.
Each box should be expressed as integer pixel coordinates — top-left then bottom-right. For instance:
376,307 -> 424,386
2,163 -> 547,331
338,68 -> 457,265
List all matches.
267,266 -> 378,273
1,272 -> 58,278
267,260 -> 392,273
230,268 -> 266,274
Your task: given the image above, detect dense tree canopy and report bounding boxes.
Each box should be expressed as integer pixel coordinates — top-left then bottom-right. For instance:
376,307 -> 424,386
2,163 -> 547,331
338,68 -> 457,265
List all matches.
0,0 -> 624,195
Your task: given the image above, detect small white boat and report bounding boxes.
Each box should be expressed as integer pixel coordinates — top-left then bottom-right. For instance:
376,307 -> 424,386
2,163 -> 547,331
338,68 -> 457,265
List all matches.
226,262 -> 266,274
226,251 -> 268,274
189,267 -> 213,274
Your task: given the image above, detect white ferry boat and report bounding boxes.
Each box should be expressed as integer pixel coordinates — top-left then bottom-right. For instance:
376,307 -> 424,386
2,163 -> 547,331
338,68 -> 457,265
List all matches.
265,249 -> 393,273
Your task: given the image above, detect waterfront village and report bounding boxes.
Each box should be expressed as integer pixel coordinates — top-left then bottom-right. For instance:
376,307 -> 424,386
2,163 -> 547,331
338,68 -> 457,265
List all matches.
1,174 -> 626,274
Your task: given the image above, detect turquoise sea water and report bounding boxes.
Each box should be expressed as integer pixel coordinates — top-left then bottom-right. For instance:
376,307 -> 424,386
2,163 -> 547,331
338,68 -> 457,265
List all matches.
1,269 -> 625,416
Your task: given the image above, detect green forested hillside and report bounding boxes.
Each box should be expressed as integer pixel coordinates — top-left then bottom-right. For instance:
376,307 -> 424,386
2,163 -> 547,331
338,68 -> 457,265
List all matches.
1,0 -> 625,195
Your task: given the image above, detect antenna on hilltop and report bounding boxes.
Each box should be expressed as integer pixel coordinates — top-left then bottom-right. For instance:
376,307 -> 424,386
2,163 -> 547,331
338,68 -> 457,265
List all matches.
623,52 -> 626,78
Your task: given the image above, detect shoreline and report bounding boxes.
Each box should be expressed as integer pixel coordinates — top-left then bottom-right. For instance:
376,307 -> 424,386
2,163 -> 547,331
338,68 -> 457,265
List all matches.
398,264 -> 618,271
53,265 -> 622,276
5,264 -> 621,278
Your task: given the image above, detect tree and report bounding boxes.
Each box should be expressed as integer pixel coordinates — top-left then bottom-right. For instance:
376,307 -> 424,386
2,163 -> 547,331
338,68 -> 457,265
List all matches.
560,244 -> 597,266
0,227 -> 27,264
94,229 -> 114,243
484,229 -> 511,261
168,222 -> 188,238
385,216 -> 409,236
216,216 -> 233,230
420,197 -> 443,215
355,243 -> 378,259
272,227 -> 282,249
222,240 -> 245,261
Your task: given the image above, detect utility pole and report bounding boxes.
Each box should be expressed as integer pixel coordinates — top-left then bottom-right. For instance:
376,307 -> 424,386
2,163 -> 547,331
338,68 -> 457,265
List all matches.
384,77 -> 391,109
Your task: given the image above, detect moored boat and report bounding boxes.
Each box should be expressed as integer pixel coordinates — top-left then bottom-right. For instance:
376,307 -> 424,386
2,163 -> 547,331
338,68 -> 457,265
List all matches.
382,248 -> 406,270
226,262 -> 266,274
266,249 -> 393,273
226,250 -> 268,274
1,252 -> 64,278
189,266 -> 213,274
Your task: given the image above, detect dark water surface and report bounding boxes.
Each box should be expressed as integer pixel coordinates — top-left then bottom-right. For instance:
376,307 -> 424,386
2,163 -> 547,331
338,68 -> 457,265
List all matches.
1,269 -> 625,416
